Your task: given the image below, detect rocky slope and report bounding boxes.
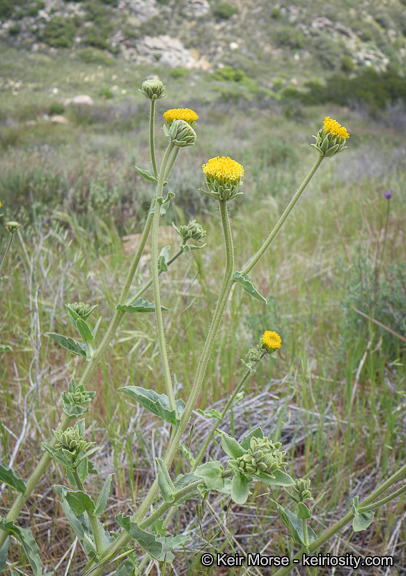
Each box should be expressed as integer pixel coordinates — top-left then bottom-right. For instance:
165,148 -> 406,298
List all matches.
1,0 -> 406,79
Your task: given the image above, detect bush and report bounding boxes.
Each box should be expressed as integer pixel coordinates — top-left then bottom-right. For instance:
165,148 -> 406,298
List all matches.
341,55 -> 355,73
212,1 -> 238,20
271,8 -> 281,19
9,23 -> 20,35
275,26 -> 308,49
0,0 -> 14,19
76,47 -> 113,65
43,16 -> 77,48
49,102 -> 65,115
98,87 -> 114,99
83,29 -> 109,50
210,65 -> 258,92
169,67 -> 188,79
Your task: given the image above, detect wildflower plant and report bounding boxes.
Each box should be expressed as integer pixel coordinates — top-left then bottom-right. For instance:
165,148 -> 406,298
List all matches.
1,82 -> 406,576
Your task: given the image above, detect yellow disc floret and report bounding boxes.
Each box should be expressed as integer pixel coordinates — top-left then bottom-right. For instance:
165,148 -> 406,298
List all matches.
163,108 -> 199,125
262,331 -> 282,352
202,156 -> 244,183
323,117 -> 349,140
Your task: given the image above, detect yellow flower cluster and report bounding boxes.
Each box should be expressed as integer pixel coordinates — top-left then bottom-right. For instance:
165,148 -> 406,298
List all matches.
323,117 -> 349,140
202,156 -> 244,182
262,331 -> 282,352
163,108 -> 199,125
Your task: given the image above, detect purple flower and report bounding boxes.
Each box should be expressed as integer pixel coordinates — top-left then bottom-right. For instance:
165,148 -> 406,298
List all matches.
383,189 -> 393,200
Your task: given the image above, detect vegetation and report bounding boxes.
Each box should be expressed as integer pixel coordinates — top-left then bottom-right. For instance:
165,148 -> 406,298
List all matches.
43,16 -> 77,48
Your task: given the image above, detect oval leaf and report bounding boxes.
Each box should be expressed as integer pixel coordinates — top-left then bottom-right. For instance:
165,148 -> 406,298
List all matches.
117,297 -> 169,314
0,464 -> 26,495
233,272 -> 267,303
46,333 -> 87,357
118,386 -> 185,426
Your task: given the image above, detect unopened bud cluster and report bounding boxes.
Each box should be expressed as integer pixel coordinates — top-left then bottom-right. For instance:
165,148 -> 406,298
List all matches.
173,220 -> 207,243
139,79 -> 166,101
69,302 -> 94,320
293,478 -> 313,502
164,119 -> 197,148
237,437 -> 287,477
312,117 -> 349,158
6,221 -> 20,235
53,427 -> 95,460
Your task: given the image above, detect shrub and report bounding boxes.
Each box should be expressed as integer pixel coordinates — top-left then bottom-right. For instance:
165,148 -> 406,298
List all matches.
341,55 -> 355,73
49,102 -> 65,115
9,23 -> 20,35
43,16 -> 77,48
0,0 -> 14,19
83,29 -> 109,50
98,87 -> 114,99
76,47 -> 113,65
210,66 -> 258,93
271,8 -> 281,19
169,67 -> 188,79
212,1 -> 238,20
275,26 -> 307,49
314,33 -> 343,69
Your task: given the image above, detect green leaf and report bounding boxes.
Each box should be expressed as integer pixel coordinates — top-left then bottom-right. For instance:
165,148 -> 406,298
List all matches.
92,316 -> 102,340
256,469 -> 295,487
0,521 -> 43,576
117,297 -> 169,314
231,472 -> 251,505
297,502 -> 311,519
233,272 -> 267,303
178,444 -> 196,467
352,498 -> 374,532
67,457 -> 89,487
42,441 -> 73,469
115,514 -> 162,559
47,333 -> 87,357
196,408 -> 222,419
76,318 -> 93,343
66,304 -> 98,323
0,344 -> 12,351
115,560 -> 136,576
271,500 -> 317,553
240,427 -> 264,450
0,464 -> 26,494
135,166 -> 158,184
181,243 -> 207,252
158,246 -> 170,272
119,386 -> 185,426
66,490 -> 96,516
0,537 -> 9,574
157,534 -> 191,562
195,462 -> 224,491
150,191 -> 175,215
0,276 -> 9,282
156,458 -> 176,503
94,473 -> 115,517
220,434 -> 246,459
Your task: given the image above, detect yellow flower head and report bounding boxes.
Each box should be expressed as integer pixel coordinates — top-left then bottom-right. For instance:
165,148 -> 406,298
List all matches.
202,156 -> 244,183
262,331 -> 282,352
323,117 -> 349,140
0,201 -> 2,208
163,108 -> 199,126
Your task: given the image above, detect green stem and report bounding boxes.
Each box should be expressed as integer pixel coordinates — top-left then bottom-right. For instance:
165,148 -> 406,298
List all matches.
151,142 -> 177,413
302,518 -> 309,547
92,200 -> 235,573
360,483 -> 406,513
163,148 -> 180,182
0,234 -> 14,276
126,248 -> 184,306
149,99 -> 158,178
0,146 -> 182,549
72,469 -> 104,556
192,353 -> 265,473
239,155 -> 324,278
272,463 -> 406,576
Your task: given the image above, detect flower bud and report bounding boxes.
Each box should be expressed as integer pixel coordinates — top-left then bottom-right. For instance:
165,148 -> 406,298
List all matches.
293,478 -> 313,502
139,79 -> 166,101
69,302 -> 95,320
53,426 -> 95,461
173,219 -> 207,242
312,116 -> 349,158
6,221 -> 20,235
164,119 -> 197,147
235,436 -> 287,478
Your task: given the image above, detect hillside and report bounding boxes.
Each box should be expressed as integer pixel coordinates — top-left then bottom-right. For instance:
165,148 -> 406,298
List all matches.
1,0 -> 406,89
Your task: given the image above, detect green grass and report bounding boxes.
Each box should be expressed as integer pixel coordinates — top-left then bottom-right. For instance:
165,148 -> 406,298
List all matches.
0,44 -> 406,575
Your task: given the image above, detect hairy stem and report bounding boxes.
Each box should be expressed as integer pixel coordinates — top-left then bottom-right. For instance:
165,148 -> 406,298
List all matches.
151,142 -> 177,413
149,99 -> 158,178
240,154 -> 324,277
0,234 -> 14,276
92,201 -> 235,573
72,469 -> 104,556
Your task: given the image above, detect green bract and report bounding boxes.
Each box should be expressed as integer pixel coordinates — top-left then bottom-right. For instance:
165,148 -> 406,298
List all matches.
163,119 -> 197,147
